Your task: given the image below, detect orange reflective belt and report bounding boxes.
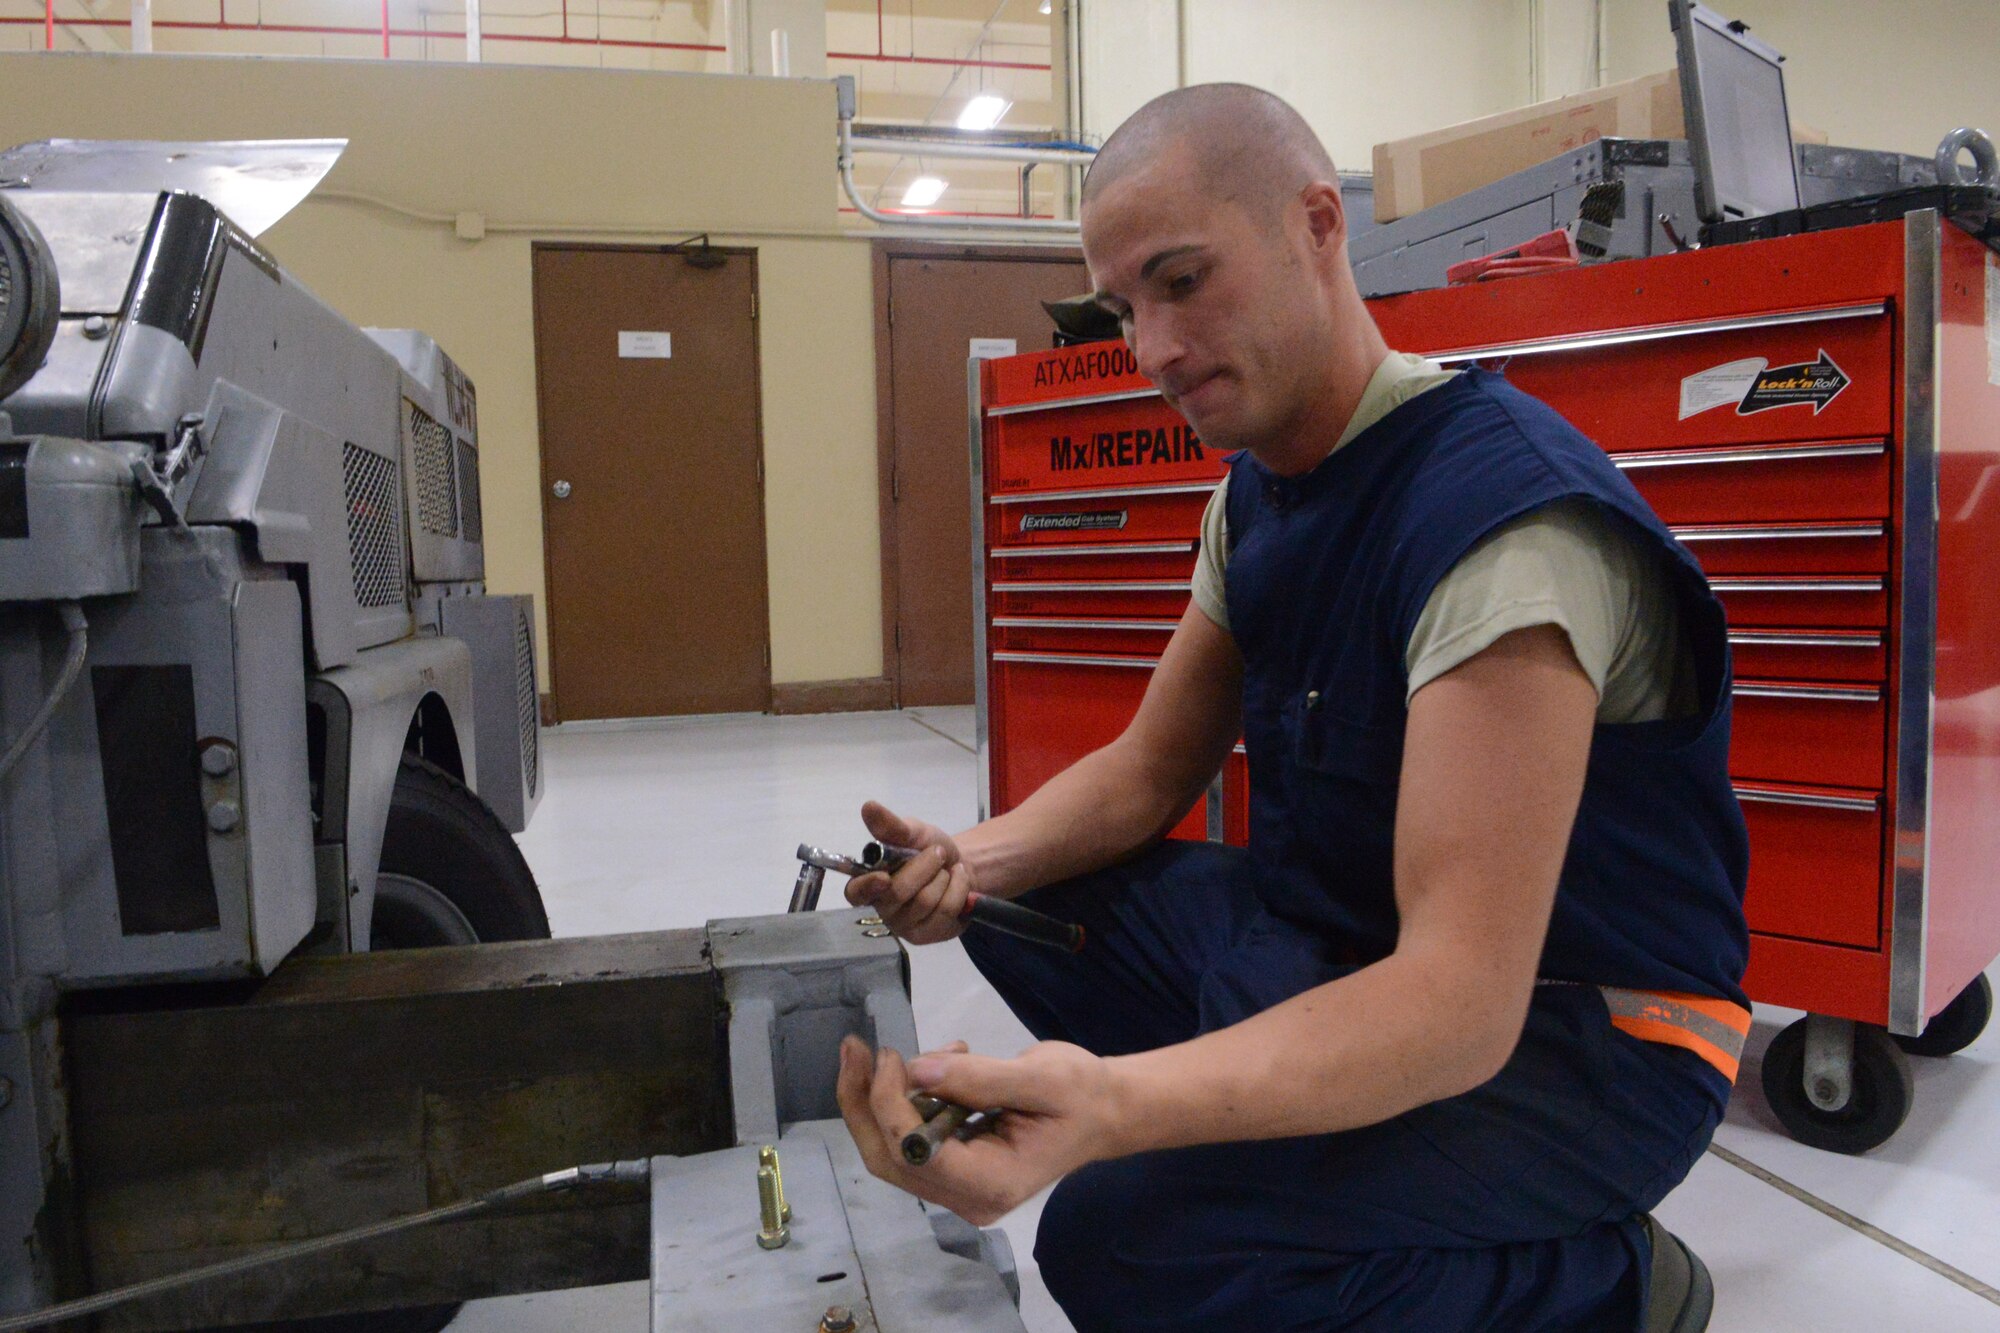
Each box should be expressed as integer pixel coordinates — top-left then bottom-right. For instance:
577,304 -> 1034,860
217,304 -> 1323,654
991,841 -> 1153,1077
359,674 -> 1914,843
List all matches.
1597,986 -> 1753,1083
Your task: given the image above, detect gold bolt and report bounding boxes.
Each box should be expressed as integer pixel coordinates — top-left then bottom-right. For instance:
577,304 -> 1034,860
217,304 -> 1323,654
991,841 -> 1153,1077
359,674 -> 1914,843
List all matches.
756,1163 -> 789,1249
758,1144 -> 791,1222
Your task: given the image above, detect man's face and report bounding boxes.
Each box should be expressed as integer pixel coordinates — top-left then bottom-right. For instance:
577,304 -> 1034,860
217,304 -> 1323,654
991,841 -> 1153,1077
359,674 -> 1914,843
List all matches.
1081,150 -> 1335,455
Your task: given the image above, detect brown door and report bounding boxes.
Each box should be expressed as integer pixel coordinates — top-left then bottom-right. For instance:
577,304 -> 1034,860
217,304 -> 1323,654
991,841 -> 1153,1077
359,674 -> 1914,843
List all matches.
886,252 -> 1089,705
532,245 -> 771,721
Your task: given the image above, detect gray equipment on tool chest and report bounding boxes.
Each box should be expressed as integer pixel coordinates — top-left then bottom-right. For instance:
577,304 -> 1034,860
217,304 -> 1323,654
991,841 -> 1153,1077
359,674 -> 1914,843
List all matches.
0,142 -> 541,1317
1348,137 -> 1949,298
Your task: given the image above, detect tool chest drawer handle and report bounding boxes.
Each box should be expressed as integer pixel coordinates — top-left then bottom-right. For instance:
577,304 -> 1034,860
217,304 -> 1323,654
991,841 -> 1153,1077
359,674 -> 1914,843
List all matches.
1732,786 -> 1881,813
1728,631 -> 1882,648
992,617 -> 1180,631
1708,577 -> 1884,593
1613,441 -> 1886,471
1733,683 -> 1882,702
990,542 -> 1198,558
1672,522 -> 1886,542
990,482 -> 1218,505
1430,301 -> 1889,365
988,386 -> 1164,417
992,651 -> 1161,670
992,581 -> 1194,593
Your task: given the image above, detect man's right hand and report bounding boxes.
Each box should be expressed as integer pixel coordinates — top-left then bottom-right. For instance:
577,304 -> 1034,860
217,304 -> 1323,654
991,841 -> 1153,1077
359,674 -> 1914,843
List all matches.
845,800 -> 972,944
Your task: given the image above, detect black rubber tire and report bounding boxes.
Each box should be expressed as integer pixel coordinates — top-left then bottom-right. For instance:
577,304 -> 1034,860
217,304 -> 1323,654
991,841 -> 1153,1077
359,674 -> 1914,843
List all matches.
1761,1018 -> 1915,1154
211,759 -> 551,1333
1893,973 -> 1993,1059
372,754 -> 551,948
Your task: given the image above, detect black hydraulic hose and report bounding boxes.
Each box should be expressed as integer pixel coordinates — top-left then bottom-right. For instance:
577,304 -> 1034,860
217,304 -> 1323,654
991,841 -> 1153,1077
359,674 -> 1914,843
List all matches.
0,602 -> 86,785
0,1159 -> 652,1332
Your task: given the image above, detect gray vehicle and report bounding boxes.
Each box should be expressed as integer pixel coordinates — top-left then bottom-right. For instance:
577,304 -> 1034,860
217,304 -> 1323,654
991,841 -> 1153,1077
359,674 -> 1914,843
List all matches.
0,143 -> 545,1329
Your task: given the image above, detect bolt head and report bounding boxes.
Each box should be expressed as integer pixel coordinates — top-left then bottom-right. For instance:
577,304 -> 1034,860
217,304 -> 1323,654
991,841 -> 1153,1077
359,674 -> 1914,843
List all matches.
200,742 -> 236,777
206,800 -> 241,833
820,1308 -> 857,1333
81,315 -> 109,340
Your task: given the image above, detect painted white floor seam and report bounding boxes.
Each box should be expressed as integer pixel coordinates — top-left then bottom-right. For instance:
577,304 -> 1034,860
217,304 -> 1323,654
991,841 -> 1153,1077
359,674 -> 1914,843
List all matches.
455,707 -> 2000,1332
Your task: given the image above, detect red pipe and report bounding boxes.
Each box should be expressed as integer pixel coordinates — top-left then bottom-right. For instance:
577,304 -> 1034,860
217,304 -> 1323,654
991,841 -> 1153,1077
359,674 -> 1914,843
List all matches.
3,14 -> 723,51
380,0 -> 388,57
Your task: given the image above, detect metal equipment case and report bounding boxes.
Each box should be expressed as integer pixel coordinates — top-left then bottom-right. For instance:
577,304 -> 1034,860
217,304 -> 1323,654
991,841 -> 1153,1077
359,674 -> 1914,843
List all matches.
972,211 -> 2000,1148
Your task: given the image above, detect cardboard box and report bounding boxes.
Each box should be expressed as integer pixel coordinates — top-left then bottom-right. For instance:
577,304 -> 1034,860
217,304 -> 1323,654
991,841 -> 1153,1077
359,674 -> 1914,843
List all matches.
1370,70 -> 1829,224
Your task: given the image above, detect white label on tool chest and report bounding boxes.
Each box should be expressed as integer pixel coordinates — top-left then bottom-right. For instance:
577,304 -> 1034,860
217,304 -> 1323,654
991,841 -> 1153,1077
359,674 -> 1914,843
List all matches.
970,338 -> 1018,360
618,330 -> 672,359
1022,510 -> 1128,533
1680,358 -> 1769,419
1986,254 -> 2000,387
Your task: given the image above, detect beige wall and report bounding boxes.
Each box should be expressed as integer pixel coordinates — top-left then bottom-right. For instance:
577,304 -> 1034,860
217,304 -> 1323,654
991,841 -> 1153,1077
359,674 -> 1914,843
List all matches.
0,51 -> 887,688
1077,0 -> 1534,170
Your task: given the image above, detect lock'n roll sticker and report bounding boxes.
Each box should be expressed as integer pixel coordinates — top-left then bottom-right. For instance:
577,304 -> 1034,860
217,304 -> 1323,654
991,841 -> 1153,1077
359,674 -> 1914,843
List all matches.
1679,350 -> 1851,420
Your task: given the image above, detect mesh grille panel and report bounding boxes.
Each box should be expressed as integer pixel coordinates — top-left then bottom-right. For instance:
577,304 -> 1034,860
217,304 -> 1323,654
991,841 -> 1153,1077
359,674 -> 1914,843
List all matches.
515,603 -> 539,797
458,438 -> 483,544
409,403 -> 458,538
342,442 -> 406,610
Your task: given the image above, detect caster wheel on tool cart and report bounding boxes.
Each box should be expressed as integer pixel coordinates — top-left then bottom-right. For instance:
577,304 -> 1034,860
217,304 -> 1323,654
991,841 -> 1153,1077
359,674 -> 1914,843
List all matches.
213,759 -> 553,1333
1893,973 -> 1993,1059
1761,1019 -> 1914,1155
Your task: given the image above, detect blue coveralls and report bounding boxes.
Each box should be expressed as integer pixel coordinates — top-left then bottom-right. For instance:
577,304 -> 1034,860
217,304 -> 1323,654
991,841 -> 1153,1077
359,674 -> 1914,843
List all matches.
963,369 -> 1751,1331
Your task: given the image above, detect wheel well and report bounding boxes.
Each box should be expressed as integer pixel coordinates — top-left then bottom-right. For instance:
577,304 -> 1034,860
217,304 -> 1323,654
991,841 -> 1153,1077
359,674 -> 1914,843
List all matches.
404,692 -> 466,784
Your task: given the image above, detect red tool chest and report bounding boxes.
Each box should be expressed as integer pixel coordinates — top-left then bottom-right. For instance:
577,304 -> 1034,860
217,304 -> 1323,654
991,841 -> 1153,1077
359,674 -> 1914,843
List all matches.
972,213 -> 2000,1147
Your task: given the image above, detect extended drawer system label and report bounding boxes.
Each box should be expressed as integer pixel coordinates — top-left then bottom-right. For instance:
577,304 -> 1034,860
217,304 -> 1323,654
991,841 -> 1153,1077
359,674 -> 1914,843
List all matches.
1679,351 -> 1852,420
1021,510 -> 1128,533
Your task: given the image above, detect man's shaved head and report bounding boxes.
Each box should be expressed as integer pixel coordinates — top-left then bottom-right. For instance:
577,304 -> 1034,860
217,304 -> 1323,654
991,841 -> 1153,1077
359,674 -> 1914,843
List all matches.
1082,83 -> 1338,222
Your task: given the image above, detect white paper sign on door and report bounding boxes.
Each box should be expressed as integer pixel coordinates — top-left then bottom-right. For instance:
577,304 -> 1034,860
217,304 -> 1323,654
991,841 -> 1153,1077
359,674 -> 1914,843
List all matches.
619,331 -> 673,359
969,337 -> 1018,360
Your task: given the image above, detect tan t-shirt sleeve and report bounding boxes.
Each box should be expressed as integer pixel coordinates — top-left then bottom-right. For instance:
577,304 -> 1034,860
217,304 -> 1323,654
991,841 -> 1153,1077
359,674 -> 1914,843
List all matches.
1191,474 -> 1233,631
1404,498 -> 1694,724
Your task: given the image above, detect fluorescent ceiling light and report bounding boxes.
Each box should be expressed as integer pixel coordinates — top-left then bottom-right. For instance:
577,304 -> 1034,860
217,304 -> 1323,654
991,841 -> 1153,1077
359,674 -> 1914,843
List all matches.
958,94 -> 1011,132
902,176 -> 948,208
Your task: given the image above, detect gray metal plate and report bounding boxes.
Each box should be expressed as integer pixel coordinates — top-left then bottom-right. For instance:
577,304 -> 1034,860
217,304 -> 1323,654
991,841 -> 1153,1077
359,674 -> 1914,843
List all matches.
0,139 -> 344,237
650,1122 -> 1026,1333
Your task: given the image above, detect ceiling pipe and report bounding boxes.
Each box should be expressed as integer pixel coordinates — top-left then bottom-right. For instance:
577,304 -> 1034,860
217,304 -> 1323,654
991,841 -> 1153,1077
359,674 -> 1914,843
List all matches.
836,76 -> 1087,234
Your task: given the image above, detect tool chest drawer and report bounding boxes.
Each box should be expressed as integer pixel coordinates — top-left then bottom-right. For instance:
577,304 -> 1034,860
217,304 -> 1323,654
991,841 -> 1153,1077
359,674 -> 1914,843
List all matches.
1493,302 -> 1893,453
1729,682 -> 1887,790
1727,630 -> 1885,683
1710,575 -> 1887,628
990,651 -> 1207,842
990,615 -> 1181,656
1671,521 -> 1888,576
1734,783 -> 1884,949
989,580 -> 1193,619
1616,440 -> 1891,527
988,540 -> 1198,584
989,483 -> 1218,547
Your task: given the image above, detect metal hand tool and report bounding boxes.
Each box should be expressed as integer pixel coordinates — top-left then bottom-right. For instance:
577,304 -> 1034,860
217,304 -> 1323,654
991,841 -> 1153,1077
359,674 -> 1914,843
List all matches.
857,842 -> 1086,953
901,1089 -> 1003,1167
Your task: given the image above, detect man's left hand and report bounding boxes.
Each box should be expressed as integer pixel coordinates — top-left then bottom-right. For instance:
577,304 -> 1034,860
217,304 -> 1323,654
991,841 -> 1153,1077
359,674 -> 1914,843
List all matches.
836,1035 -> 1122,1226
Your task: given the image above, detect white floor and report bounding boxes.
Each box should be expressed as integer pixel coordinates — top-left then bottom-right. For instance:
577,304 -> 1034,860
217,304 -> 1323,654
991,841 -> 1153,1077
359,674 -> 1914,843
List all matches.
456,707 -> 2000,1332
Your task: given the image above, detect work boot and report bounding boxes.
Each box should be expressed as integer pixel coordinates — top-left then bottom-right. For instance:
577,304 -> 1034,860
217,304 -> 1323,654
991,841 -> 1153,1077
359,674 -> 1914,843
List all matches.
1641,1214 -> 1714,1332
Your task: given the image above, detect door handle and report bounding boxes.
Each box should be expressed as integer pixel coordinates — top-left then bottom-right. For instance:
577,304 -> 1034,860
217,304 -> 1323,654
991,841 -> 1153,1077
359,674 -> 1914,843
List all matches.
552,480 -> 572,499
